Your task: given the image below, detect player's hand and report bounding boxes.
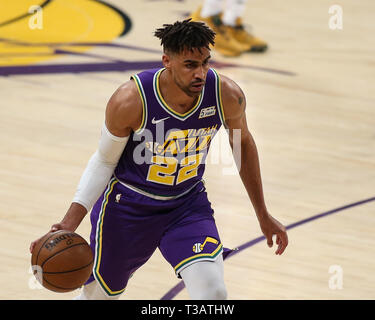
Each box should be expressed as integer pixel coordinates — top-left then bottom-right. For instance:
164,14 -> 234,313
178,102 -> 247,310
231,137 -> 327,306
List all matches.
258,214 -> 288,255
29,223 -> 71,254
30,203 -> 87,254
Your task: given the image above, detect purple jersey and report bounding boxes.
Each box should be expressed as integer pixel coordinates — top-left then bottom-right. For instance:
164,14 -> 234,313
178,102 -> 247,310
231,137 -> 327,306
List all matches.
114,67 -> 225,197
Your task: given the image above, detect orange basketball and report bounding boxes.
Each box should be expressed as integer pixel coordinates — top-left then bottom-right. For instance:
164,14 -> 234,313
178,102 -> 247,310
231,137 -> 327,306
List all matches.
31,230 -> 93,293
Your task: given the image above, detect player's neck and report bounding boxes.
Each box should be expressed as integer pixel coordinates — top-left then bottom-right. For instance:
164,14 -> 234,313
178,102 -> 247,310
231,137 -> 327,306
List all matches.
159,69 -> 199,113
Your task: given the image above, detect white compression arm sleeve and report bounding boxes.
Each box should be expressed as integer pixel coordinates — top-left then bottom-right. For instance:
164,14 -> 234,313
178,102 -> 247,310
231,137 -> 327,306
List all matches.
72,124 -> 129,212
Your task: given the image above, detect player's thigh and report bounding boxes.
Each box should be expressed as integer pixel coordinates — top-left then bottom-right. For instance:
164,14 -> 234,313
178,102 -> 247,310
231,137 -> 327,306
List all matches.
88,179 -> 163,296
159,212 -> 223,277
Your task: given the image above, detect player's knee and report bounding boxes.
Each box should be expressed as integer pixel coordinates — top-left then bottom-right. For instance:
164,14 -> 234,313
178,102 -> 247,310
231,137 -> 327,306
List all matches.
181,258 -> 227,300
199,281 -> 227,300
208,282 -> 227,300
191,271 -> 227,300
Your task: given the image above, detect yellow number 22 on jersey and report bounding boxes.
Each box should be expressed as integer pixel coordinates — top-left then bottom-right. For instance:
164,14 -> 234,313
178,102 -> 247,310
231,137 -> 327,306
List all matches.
146,153 -> 204,186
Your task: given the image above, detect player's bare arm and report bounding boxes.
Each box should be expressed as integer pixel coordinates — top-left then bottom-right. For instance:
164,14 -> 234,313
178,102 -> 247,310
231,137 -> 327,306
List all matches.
105,79 -> 144,137
220,74 -> 288,255
29,80 -> 143,253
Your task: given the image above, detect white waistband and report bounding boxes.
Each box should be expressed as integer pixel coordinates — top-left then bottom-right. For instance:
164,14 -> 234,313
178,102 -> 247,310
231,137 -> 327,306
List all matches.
114,175 -> 204,201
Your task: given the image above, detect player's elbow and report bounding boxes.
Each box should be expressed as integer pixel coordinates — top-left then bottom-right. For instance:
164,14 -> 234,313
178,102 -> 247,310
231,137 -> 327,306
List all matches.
96,149 -> 119,167
229,128 -> 252,149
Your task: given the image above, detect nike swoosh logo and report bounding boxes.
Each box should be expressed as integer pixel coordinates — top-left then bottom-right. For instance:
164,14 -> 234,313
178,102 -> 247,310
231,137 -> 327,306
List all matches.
151,116 -> 170,124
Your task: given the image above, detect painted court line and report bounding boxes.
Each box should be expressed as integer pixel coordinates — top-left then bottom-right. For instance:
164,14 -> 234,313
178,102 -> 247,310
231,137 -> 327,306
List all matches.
160,196 -> 375,300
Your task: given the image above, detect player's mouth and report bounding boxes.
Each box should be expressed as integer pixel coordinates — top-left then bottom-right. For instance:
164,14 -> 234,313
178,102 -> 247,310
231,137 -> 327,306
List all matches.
191,82 -> 205,91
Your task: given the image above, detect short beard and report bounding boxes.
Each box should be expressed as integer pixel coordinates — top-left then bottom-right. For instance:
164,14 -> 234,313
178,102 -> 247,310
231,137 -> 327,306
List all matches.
174,76 -> 200,98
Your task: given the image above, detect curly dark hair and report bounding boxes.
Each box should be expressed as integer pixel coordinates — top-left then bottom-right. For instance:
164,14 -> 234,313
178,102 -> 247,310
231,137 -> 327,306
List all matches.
154,18 -> 215,54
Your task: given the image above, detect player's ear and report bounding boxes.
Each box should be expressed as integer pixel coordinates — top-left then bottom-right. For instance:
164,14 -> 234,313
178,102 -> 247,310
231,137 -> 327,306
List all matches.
162,53 -> 171,70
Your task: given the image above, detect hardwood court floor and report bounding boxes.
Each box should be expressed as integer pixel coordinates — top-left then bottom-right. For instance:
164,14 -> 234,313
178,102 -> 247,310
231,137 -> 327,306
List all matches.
0,0 -> 374,300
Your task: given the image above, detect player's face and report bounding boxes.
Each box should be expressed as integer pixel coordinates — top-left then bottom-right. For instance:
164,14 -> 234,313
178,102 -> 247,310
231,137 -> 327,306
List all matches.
164,47 -> 211,97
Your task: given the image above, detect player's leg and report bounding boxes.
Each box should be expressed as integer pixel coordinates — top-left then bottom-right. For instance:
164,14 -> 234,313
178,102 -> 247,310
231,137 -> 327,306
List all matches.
222,0 -> 268,52
222,0 -> 247,26
200,0 -> 224,17
160,217 -> 230,300
74,178 -> 162,300
180,254 -> 227,300
74,279 -> 120,300
159,185 -> 233,299
75,257 -> 227,300
190,0 -> 245,56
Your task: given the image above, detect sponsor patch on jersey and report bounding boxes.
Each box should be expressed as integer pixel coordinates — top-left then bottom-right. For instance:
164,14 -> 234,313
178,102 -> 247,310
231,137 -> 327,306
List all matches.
199,106 -> 216,119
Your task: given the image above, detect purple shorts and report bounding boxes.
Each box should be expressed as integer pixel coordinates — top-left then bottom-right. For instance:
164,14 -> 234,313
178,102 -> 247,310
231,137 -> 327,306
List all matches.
85,177 -> 225,297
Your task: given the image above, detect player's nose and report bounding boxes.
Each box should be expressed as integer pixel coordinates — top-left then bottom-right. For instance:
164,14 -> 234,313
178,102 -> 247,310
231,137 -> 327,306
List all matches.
194,66 -> 205,80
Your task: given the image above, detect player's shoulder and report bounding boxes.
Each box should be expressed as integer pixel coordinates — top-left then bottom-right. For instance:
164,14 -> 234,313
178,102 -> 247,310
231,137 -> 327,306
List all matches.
108,79 -> 140,110
218,73 -> 244,99
105,79 -> 143,133
217,73 -> 246,118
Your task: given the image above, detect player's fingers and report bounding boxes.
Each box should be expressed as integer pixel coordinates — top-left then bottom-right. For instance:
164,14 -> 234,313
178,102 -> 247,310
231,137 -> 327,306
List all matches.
50,224 -> 62,232
266,234 -> 273,248
275,232 -> 288,255
30,236 -> 42,254
275,236 -> 283,255
29,241 -> 35,254
30,225 -> 61,254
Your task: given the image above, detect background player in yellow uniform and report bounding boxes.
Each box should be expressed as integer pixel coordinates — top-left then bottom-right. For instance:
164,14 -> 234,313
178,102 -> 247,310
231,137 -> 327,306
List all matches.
191,0 -> 268,56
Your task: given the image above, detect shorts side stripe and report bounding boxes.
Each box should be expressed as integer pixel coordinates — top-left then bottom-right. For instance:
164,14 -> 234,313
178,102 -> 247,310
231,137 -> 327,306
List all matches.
93,178 -> 125,297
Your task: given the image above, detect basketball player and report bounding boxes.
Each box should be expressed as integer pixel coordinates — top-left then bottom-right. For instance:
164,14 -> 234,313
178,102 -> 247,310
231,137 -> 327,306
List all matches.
190,0 -> 268,56
30,19 -> 287,300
